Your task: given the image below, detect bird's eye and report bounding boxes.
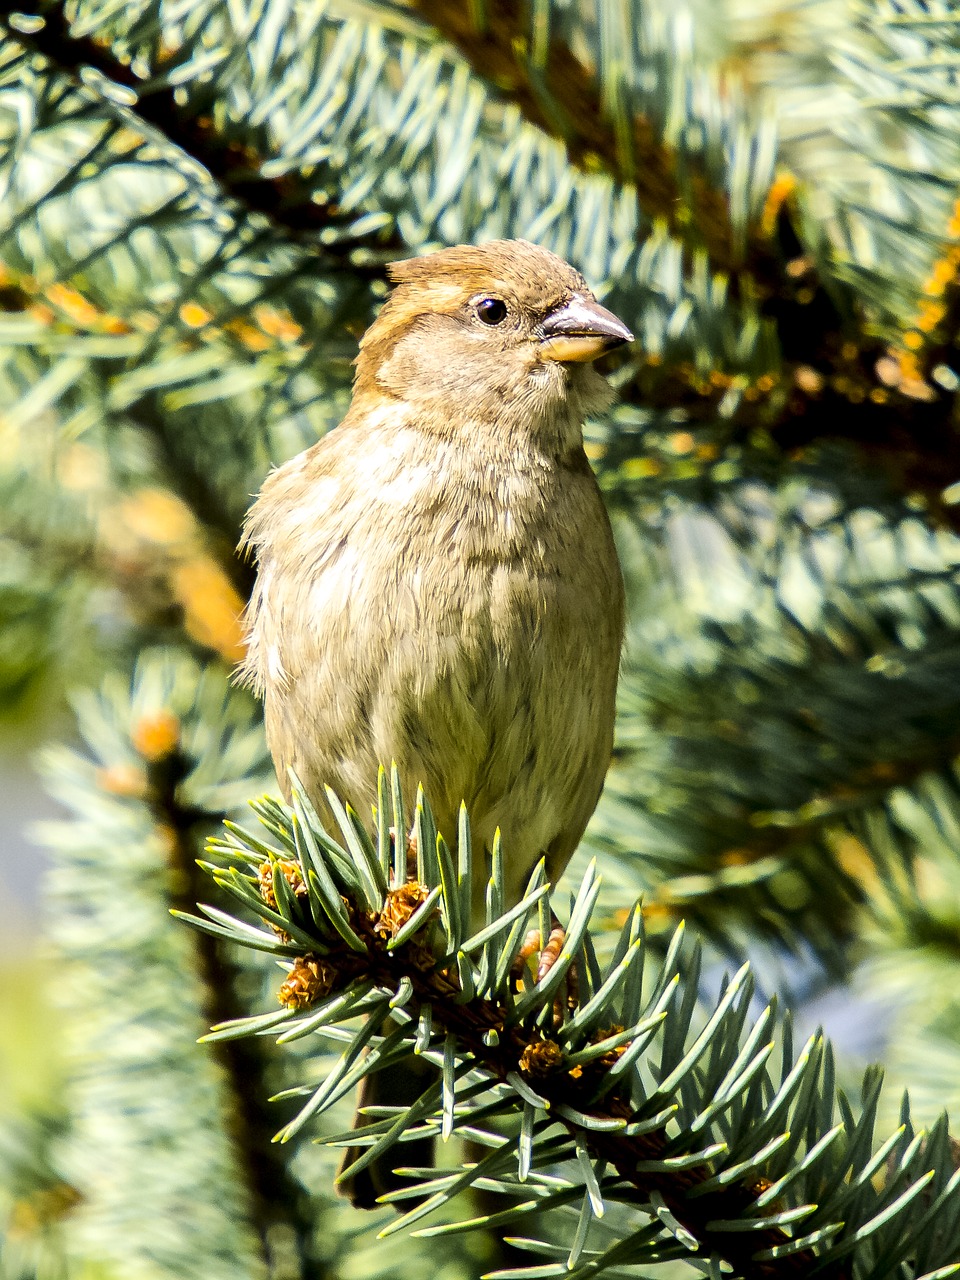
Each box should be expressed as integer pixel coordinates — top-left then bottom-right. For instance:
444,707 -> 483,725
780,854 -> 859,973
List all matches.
476,297 -> 507,325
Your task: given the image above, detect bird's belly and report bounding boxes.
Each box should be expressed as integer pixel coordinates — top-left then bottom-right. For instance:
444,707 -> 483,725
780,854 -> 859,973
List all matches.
267,550 -> 618,903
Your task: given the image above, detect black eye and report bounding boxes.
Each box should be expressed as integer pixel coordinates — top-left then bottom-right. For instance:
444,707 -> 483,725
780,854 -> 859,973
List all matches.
476,297 -> 507,325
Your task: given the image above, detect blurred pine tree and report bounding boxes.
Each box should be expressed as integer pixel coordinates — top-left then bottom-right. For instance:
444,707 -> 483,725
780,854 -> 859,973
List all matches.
3,1 -> 960,1277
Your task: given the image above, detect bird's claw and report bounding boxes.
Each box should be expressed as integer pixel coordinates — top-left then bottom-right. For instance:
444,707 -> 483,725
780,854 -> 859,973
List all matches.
387,826 -> 419,884
536,922 -> 566,983
512,920 -> 578,1019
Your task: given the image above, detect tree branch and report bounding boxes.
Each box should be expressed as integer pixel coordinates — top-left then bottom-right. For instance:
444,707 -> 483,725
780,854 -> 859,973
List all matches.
6,2 -> 958,534
0,0 -> 400,265
606,338 -> 960,531
407,0 -> 738,273
134,722 -> 331,1280
403,3 -> 960,523
224,859 -> 847,1280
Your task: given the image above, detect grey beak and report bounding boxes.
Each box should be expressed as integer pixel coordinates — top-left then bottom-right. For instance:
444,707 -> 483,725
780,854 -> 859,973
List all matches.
537,294 -> 633,363
541,294 -> 633,348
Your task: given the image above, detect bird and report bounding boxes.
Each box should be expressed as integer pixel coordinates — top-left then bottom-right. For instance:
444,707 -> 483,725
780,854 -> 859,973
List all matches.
239,237 -> 631,1205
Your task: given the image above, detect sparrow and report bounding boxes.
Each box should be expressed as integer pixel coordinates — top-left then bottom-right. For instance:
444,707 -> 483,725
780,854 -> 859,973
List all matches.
240,238 -> 630,1205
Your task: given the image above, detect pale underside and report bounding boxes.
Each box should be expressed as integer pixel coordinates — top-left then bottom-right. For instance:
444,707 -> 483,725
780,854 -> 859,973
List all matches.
242,407 -> 624,913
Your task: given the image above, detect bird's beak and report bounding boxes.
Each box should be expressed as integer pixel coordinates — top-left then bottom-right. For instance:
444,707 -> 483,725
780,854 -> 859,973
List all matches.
538,294 -> 633,363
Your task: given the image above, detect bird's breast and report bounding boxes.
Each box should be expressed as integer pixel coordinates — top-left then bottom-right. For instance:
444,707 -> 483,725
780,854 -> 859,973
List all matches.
276,431 -> 618,640
246,425 -> 623,897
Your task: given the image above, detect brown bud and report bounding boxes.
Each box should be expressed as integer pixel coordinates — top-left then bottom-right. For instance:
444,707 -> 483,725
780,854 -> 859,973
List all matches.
518,1037 -> 564,1078
278,956 -> 337,1009
375,882 -> 430,942
257,858 -> 306,909
591,1025 -> 628,1070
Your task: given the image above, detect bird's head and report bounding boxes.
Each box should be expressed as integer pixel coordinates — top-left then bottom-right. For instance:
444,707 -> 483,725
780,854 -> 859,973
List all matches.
353,239 -> 633,451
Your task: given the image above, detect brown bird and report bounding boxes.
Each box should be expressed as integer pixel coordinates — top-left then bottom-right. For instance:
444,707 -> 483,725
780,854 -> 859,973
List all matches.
240,238 -> 630,1204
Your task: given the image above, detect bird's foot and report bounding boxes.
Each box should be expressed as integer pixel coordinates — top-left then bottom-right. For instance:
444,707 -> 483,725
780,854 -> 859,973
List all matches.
535,921 -> 566,984
513,918 -> 578,1020
387,827 -> 419,884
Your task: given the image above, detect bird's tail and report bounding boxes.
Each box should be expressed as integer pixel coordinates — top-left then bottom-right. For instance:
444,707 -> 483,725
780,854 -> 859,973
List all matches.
337,1054 -> 436,1210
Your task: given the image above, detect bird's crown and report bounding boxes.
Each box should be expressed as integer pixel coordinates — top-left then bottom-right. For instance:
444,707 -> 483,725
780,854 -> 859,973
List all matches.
385,238 -> 586,304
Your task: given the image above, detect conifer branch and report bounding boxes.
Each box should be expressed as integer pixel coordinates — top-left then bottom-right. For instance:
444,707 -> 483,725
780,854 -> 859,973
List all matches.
283,920 -> 823,1279
0,258 -> 253,617
0,0 -> 399,267
182,778 -> 956,1280
611,344 -> 960,531
405,1 -> 960,512
6,0 -> 959,539
408,0 -> 876,376
408,0 -> 740,274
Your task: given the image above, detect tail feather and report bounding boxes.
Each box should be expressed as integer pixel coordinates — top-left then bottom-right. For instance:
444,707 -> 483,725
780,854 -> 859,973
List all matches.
338,1056 -> 437,1210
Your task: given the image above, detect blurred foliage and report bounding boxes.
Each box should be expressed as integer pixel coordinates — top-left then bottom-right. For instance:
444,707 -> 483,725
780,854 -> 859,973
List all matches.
2,0 -> 960,1275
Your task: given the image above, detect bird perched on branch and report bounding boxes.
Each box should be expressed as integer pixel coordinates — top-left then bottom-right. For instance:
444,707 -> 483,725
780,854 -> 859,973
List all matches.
240,237 -> 630,1204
